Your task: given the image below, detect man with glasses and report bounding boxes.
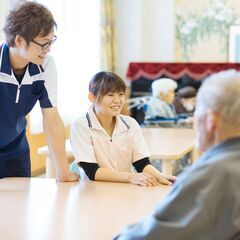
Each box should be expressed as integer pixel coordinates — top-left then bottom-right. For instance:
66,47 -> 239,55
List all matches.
0,2 -> 79,182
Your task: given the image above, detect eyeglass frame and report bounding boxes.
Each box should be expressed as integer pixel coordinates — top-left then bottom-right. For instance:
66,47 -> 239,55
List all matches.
31,35 -> 57,51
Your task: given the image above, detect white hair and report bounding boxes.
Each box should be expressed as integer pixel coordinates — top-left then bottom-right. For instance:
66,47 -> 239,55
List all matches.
151,78 -> 177,97
197,69 -> 240,126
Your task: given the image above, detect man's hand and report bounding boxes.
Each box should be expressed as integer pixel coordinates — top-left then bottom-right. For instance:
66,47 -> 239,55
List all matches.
56,172 -> 80,182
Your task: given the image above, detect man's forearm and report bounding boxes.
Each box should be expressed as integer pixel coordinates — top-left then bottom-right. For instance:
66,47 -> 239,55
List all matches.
43,113 -> 70,180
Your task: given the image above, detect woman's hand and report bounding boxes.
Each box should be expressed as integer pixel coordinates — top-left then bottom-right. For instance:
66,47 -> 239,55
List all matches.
142,165 -> 177,186
128,172 -> 159,187
154,173 -> 176,186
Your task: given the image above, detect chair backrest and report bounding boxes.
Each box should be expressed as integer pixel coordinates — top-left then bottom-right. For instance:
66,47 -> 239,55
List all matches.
126,96 -> 151,124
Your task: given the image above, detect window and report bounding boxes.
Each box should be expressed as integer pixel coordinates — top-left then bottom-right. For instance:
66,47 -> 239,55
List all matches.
30,0 -> 100,133
0,0 -> 11,42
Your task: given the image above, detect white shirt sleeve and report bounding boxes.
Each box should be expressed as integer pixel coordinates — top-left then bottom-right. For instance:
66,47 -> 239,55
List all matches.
70,117 -> 97,164
41,54 -> 57,107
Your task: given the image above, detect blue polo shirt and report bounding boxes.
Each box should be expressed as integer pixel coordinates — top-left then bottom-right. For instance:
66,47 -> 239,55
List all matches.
0,43 -> 57,161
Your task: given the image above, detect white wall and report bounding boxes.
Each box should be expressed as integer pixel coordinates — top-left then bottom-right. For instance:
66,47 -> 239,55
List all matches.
115,0 -> 174,80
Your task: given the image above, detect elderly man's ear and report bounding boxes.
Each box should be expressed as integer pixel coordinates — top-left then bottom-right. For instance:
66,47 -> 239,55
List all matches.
206,110 -> 218,133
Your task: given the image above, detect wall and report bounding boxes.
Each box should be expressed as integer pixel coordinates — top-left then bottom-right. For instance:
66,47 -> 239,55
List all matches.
114,0 -> 175,80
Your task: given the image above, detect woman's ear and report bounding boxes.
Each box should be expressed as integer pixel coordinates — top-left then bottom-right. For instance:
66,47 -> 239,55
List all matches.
88,92 -> 96,103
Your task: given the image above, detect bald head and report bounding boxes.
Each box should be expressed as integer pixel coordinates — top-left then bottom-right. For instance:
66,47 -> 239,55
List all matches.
197,70 -> 240,128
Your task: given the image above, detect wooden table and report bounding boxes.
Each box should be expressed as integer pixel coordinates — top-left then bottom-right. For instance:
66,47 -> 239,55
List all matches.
0,177 -> 171,240
142,128 -> 196,174
38,128 -> 196,177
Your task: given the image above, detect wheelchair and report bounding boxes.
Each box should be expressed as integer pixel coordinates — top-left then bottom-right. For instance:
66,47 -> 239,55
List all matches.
126,96 -> 193,128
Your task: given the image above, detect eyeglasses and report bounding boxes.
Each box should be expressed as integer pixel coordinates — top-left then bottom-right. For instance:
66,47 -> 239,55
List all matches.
31,35 -> 57,50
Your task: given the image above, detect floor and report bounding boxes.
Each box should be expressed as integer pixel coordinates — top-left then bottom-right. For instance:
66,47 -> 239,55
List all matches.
35,173 -> 46,178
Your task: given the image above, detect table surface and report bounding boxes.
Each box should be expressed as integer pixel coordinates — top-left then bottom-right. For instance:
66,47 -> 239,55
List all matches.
142,128 -> 196,160
38,128 -> 196,161
0,178 -> 171,240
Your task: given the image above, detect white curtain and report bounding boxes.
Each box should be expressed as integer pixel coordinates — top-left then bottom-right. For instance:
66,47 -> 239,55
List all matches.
0,0 -> 10,42
30,0 -> 101,133
0,0 -> 20,42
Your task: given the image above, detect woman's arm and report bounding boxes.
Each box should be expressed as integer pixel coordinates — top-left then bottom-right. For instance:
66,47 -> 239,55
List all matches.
79,161 -> 158,186
95,167 -> 158,187
130,119 -> 176,185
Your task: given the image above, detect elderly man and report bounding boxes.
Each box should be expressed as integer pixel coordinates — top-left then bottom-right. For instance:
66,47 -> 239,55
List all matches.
115,71 -> 240,240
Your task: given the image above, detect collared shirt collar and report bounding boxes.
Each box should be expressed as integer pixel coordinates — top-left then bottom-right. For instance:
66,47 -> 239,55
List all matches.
0,43 -> 44,77
195,136 -> 240,166
87,105 -> 129,134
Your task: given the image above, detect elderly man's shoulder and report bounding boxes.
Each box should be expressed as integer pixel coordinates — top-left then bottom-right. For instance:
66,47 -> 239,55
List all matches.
176,146 -> 240,188
209,148 -> 240,178
192,145 -> 240,184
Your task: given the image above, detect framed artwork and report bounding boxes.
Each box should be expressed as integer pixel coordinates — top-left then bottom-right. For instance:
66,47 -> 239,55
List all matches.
229,25 -> 240,63
175,0 -> 239,62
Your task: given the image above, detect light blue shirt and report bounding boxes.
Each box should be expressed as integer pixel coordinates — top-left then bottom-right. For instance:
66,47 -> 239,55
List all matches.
115,137 -> 240,240
145,97 -> 176,119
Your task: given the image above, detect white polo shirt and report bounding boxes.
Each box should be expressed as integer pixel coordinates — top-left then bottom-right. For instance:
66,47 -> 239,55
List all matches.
70,106 -> 150,172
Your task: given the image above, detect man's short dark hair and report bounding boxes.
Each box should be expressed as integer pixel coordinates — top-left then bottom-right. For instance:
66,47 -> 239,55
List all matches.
3,1 -> 57,47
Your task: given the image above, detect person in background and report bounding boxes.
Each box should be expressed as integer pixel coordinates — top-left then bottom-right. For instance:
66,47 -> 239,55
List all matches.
145,78 -> 178,120
174,86 -> 196,115
114,70 -> 240,239
70,71 -> 176,186
0,2 -> 79,181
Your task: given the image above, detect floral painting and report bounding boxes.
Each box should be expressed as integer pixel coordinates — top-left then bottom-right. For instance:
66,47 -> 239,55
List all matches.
175,0 -> 240,62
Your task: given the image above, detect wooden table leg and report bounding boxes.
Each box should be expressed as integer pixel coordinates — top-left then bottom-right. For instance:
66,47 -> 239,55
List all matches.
46,156 -> 56,178
162,160 -> 172,175
191,147 -> 201,162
